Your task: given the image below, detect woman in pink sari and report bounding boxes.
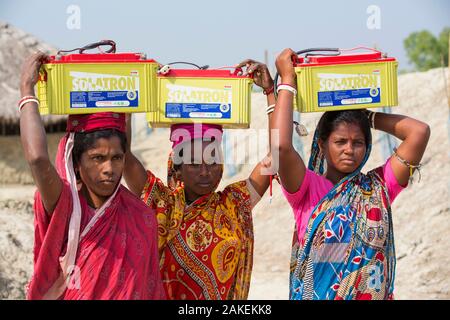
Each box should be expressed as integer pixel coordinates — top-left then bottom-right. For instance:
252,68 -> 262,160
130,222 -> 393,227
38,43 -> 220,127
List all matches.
19,52 -> 165,300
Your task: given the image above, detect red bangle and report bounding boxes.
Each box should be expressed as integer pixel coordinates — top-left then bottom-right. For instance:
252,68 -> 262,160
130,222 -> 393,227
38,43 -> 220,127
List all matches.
18,96 -> 40,113
17,95 -> 37,108
263,85 -> 274,95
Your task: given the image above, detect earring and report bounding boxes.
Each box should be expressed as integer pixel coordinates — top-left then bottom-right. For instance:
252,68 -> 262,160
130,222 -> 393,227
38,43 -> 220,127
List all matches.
317,149 -> 327,176
322,158 -> 328,176
314,151 -> 323,174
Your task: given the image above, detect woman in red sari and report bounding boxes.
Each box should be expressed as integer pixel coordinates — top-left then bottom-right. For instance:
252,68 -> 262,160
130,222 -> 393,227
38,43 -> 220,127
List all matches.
124,60 -> 276,299
20,52 -> 165,300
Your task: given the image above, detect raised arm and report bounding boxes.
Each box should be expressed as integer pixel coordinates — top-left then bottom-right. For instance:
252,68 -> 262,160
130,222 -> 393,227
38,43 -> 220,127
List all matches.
371,111 -> 430,186
235,59 -> 274,197
271,49 -> 306,194
20,52 -> 62,214
123,114 -> 147,197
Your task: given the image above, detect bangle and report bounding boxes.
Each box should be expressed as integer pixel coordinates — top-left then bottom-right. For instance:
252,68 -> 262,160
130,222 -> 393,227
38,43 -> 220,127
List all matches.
263,85 -> 274,95
277,84 -> 297,96
18,95 -> 37,107
392,147 -> 422,184
18,96 -> 40,113
369,111 -> 376,129
266,104 -> 276,115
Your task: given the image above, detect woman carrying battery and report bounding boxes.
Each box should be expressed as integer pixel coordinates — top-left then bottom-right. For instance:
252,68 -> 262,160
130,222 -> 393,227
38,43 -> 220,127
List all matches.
123,60 -> 275,300
271,48 -> 430,300
20,52 -> 165,300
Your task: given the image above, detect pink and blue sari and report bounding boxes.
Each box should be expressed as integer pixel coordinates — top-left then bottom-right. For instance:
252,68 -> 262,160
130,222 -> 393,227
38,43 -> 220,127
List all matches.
289,127 -> 396,300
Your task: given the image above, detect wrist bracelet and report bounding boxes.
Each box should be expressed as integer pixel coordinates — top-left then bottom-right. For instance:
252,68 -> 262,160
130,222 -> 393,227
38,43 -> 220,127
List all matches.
263,85 -> 274,95
18,95 -> 37,107
18,96 -> 40,113
369,111 -> 376,129
266,104 -> 276,115
393,147 -> 422,183
277,84 -> 297,96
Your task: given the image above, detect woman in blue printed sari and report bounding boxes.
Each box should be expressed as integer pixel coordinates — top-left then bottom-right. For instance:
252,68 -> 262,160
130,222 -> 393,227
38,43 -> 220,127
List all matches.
270,49 -> 430,300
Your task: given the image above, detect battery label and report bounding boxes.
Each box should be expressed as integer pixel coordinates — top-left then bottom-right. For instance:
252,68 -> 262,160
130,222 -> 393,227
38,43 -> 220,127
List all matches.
317,73 -> 381,107
164,84 -> 232,119
69,71 -> 139,108
318,88 -> 381,107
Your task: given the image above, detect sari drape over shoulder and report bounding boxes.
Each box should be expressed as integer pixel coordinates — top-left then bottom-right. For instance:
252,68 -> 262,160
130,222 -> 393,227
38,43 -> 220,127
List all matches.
141,123 -> 259,299
290,125 -> 397,300
27,113 -> 165,300
142,168 -> 256,300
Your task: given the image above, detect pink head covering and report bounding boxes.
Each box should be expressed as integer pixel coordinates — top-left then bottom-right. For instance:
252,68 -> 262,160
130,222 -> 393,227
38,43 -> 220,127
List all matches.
167,123 -> 224,190
169,123 -> 223,149
66,112 -> 126,133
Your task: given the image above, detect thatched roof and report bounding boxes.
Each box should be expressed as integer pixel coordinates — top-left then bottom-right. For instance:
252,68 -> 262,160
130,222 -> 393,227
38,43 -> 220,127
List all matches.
0,21 -> 66,135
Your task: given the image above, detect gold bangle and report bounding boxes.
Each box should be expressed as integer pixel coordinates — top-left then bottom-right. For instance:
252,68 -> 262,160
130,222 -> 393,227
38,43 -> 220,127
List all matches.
393,148 -> 422,183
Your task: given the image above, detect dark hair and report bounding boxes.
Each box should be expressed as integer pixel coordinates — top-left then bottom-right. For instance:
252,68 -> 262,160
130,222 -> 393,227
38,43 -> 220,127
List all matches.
317,110 -> 371,146
72,129 -> 127,167
173,149 -> 183,172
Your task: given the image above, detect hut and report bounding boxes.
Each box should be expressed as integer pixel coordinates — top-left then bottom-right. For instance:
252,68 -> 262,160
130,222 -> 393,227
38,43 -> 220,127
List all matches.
0,21 -> 66,184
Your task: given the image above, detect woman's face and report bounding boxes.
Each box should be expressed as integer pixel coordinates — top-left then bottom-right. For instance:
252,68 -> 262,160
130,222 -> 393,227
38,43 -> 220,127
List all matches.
177,140 -> 223,200
77,136 -> 125,199
320,122 -> 367,174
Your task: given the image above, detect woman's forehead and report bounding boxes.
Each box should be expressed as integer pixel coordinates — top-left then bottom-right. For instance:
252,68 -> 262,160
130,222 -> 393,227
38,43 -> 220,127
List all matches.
179,140 -> 221,153
331,122 -> 365,138
86,136 -> 124,152
172,139 -> 223,165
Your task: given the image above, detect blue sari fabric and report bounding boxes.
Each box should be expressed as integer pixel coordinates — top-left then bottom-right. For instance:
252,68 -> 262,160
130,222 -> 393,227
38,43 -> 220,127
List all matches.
289,127 -> 396,300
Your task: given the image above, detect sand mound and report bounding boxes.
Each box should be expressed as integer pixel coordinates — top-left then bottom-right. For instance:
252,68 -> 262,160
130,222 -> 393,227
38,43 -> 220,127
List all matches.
0,21 -> 64,129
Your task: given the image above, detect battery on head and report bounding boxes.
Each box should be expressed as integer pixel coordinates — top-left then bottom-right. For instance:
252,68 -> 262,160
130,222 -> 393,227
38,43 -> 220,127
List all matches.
37,52 -> 159,115
293,50 -> 398,113
147,69 -> 253,129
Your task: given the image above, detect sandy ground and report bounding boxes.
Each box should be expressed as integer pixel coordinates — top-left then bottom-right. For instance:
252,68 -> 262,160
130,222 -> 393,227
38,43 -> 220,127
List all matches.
0,67 -> 449,299
0,186 -> 34,299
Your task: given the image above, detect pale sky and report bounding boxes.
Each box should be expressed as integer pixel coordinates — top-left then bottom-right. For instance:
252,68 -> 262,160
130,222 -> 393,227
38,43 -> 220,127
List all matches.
1,0 -> 449,71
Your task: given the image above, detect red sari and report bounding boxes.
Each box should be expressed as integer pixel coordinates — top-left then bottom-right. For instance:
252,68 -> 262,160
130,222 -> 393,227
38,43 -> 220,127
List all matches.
26,113 -> 165,300
27,183 -> 165,300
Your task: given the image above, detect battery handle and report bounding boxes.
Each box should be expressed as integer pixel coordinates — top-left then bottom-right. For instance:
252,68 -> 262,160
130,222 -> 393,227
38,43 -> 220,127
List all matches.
57,40 -> 117,56
293,48 -> 340,64
79,40 -> 116,54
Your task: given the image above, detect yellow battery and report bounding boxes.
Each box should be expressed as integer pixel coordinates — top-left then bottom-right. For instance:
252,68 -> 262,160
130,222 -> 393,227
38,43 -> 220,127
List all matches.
293,50 -> 398,112
147,69 -> 253,129
37,53 -> 158,115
